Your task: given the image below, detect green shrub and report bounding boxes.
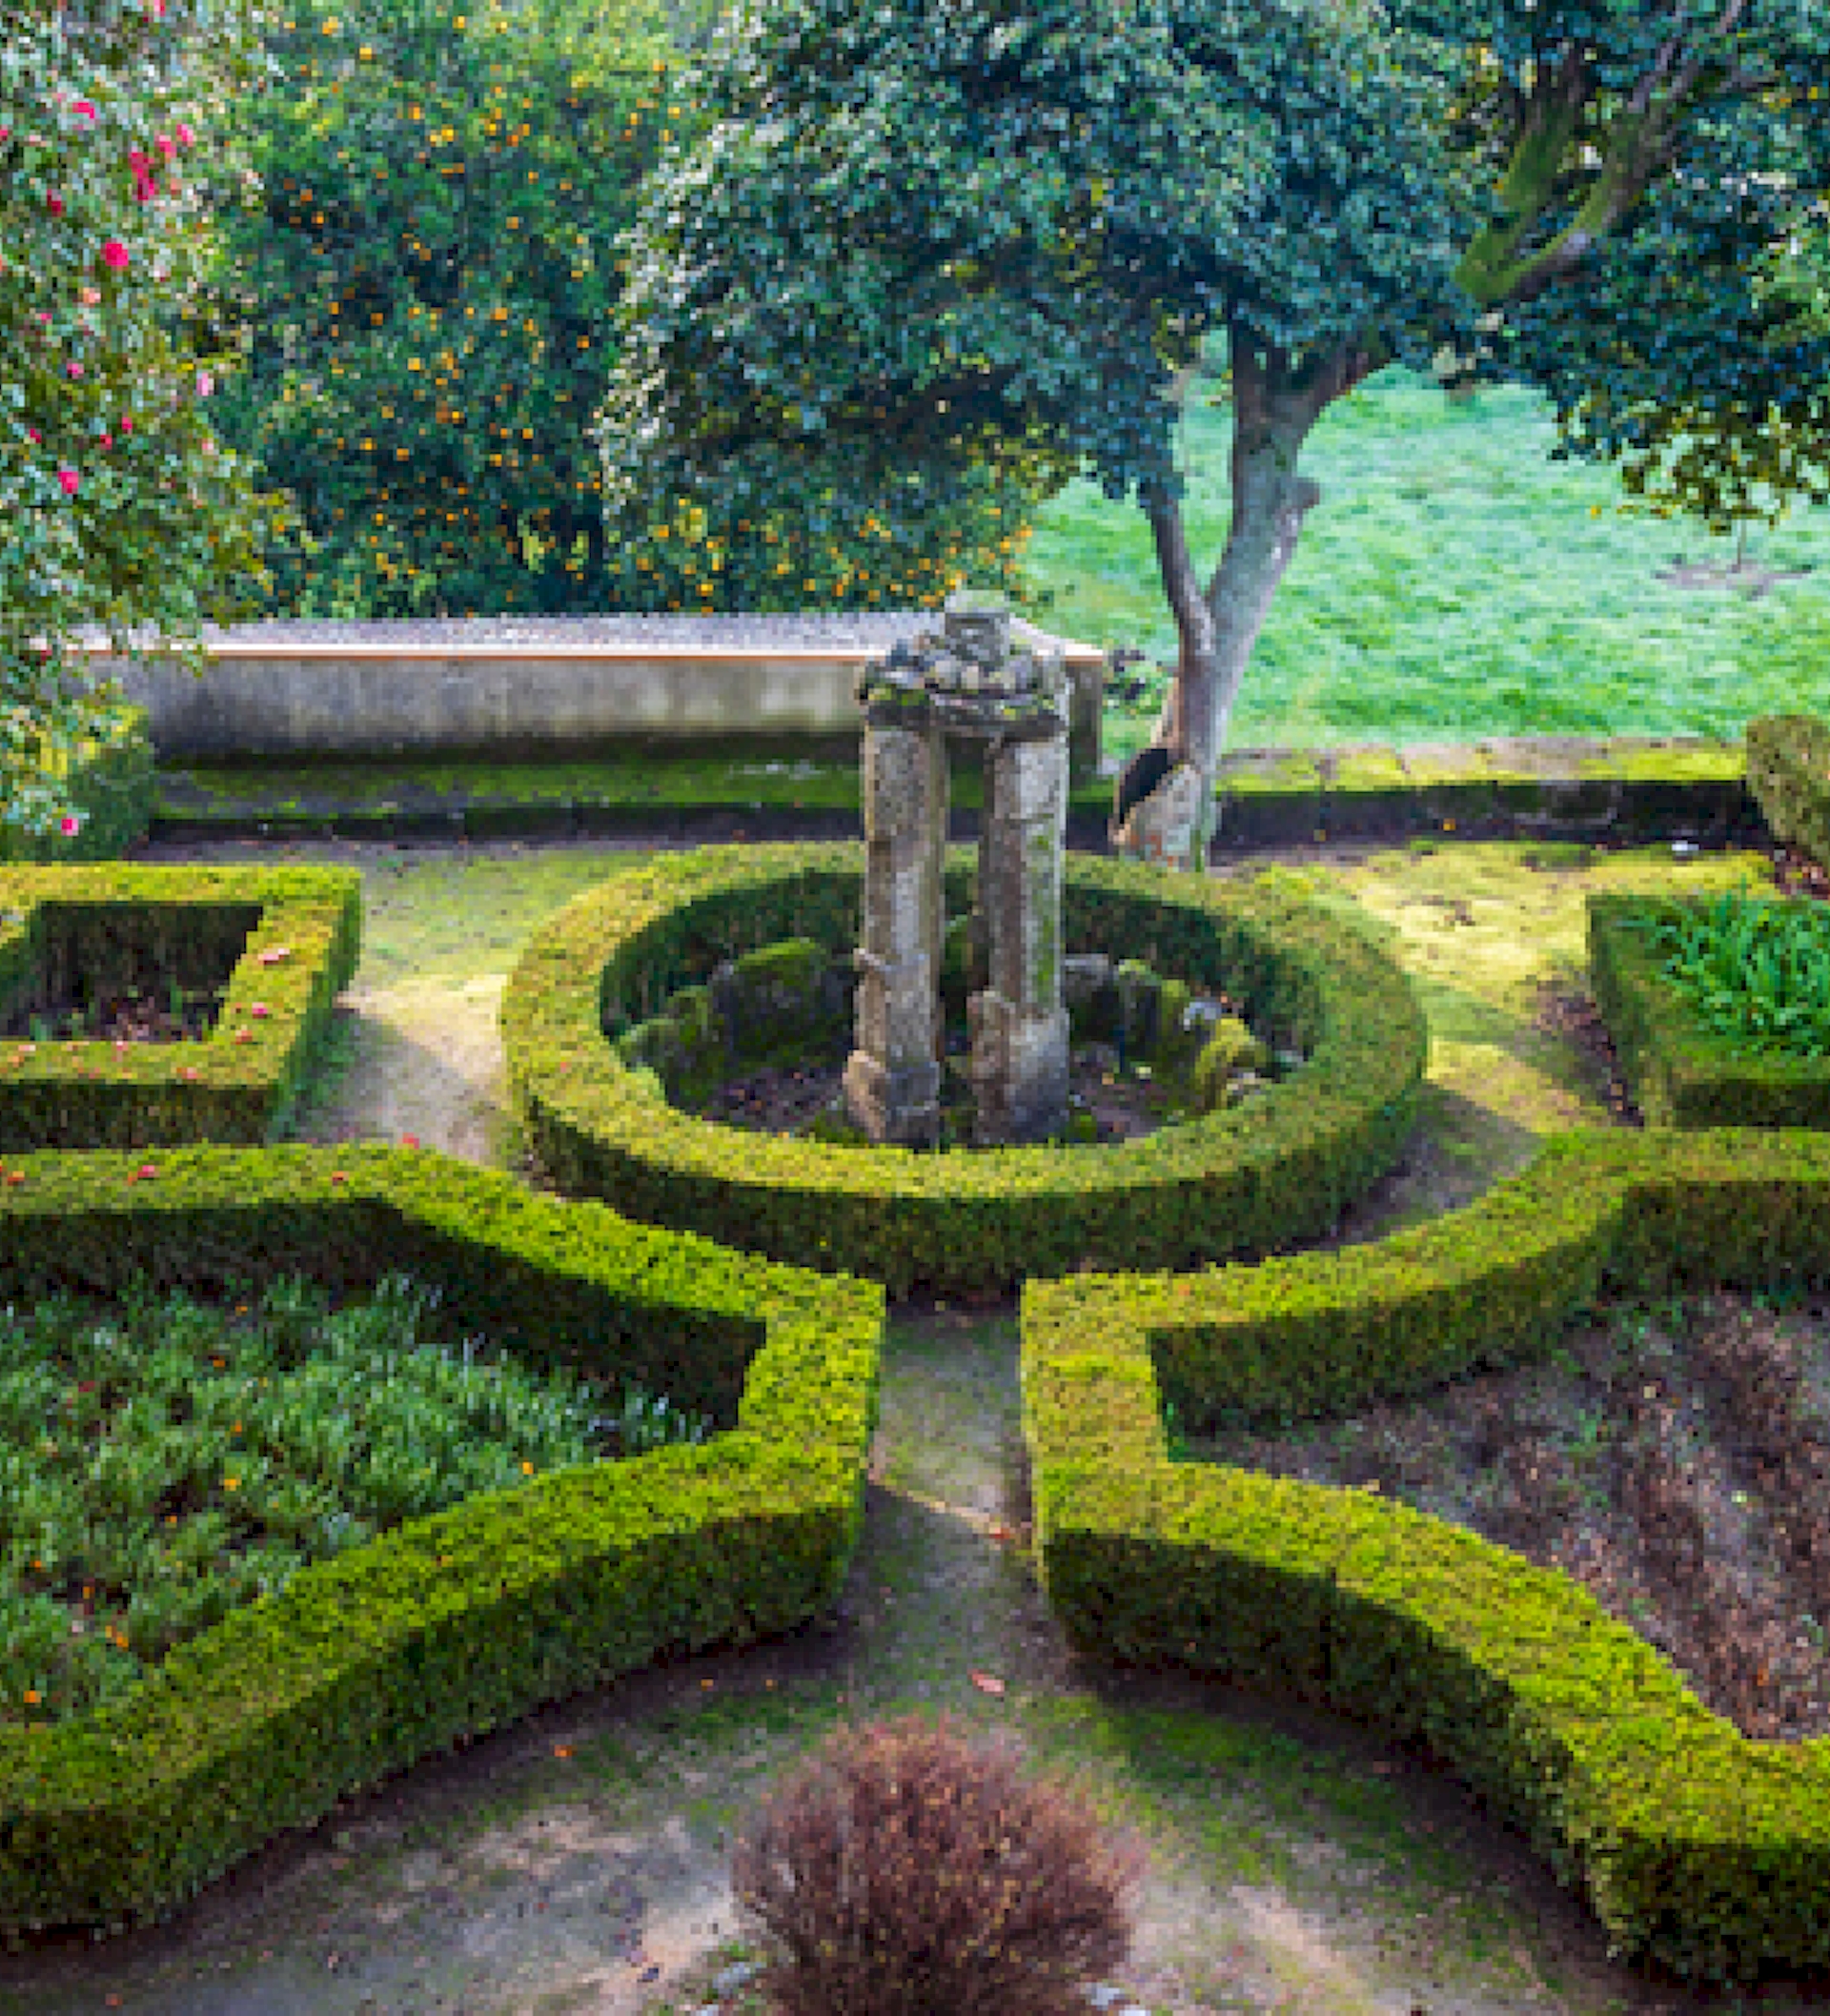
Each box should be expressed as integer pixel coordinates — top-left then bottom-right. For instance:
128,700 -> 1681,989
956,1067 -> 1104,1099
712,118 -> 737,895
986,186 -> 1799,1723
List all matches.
1613,885 -> 1830,1058
0,1142 -> 881,1937
1022,1124 -> 1830,1985
0,863 -> 361,1151
1191,1016 -> 1270,1112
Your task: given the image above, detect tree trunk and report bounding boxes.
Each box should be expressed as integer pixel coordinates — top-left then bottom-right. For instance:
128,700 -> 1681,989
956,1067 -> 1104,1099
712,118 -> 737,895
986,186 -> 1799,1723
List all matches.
1112,324 -> 1376,871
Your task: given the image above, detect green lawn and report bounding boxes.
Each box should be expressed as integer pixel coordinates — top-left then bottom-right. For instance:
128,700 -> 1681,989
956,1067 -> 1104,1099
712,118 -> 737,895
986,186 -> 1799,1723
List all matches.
1006,358 -> 1830,764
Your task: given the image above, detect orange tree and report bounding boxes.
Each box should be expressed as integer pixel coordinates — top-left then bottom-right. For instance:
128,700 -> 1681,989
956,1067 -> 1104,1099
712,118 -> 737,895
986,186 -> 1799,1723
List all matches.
0,0 -> 294,834
593,0 -> 1830,866
202,0 -> 1054,620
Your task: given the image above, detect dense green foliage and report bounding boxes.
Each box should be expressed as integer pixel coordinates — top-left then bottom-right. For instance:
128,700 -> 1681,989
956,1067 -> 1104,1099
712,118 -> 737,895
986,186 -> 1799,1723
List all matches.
0,1141 -> 883,1937
0,0 -> 295,831
201,0 -> 1051,619
1618,887 -> 1830,1060
1,1271 -> 709,1729
207,0 -> 694,614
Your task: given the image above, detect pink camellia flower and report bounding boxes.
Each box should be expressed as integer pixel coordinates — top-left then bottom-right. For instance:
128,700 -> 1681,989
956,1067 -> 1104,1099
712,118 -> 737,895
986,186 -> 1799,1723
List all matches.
250,1002 -> 270,1019
101,239 -> 129,270
66,361 -> 83,379
175,122 -> 194,148
98,432 -> 112,449
27,427 -> 41,443
79,286 -> 100,305
58,814 -> 80,837
34,312 -> 49,325
0,129 -> 10,143
57,468 -> 79,496
156,133 -> 176,158
118,417 -> 132,435
195,372 -> 214,397
71,101 -> 96,121
46,193 -> 63,216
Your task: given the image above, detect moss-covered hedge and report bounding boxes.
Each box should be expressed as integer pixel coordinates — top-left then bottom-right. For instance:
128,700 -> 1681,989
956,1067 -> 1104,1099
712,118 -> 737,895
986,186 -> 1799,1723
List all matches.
1745,713 -> 1830,868
501,844 -> 1428,1294
0,864 -> 360,1150
0,1143 -> 882,1938
1588,891 -> 1830,1129
1023,1126 -> 1830,1987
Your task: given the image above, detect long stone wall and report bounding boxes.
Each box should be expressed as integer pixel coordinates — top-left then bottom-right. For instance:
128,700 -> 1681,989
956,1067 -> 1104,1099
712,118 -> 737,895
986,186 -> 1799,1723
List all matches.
79,617 -> 1108,775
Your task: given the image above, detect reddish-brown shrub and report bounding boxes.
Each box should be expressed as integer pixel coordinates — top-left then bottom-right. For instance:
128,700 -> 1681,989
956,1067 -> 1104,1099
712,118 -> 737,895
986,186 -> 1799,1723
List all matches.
730,1715 -> 1144,2016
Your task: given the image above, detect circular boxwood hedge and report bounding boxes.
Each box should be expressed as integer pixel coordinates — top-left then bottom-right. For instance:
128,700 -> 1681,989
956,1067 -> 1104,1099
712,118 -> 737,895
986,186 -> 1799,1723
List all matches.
502,845 -> 1428,1294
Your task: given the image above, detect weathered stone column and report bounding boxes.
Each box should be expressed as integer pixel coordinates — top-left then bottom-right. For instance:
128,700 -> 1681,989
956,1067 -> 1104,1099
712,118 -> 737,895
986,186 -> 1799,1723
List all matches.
969,718 -> 1070,1144
844,713 -> 946,1146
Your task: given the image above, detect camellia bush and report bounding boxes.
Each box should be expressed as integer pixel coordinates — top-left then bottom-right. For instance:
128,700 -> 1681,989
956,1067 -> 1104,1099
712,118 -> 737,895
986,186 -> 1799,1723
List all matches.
205,0 -> 1059,621
0,0 -> 299,834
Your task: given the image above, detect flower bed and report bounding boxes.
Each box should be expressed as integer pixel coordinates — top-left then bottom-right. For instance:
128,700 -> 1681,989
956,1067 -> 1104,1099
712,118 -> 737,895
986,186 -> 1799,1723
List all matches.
0,862 -> 360,1150
1023,1125 -> 1830,1986
2,1271 -> 709,1731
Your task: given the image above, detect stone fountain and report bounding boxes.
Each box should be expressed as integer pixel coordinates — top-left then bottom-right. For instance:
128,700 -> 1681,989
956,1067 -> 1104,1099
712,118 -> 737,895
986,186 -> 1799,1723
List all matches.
843,589 -> 1070,1148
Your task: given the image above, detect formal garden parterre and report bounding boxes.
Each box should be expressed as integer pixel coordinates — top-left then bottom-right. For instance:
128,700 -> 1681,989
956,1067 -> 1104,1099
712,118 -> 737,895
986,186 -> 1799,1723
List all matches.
1023,1126 -> 1830,1987
11,743 -> 1830,1983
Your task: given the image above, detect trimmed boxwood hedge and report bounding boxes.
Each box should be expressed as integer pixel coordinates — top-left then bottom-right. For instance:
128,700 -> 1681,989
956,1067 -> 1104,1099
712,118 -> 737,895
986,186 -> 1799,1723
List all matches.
1745,713 -> 1830,870
0,864 -> 360,1151
501,844 -> 1428,1294
1023,1125 -> 1830,1987
0,1143 -> 882,1938
1588,891 -> 1830,1129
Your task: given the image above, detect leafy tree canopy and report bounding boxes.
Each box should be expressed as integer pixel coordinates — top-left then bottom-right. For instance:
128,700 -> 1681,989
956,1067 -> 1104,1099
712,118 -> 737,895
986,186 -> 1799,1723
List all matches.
593,0 -> 1830,863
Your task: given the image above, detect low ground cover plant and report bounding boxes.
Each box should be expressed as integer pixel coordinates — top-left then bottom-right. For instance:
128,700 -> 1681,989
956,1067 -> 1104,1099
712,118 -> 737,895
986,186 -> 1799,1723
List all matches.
1617,885 -> 1830,1058
1,1270 -> 708,1729
731,1714 -> 1143,2016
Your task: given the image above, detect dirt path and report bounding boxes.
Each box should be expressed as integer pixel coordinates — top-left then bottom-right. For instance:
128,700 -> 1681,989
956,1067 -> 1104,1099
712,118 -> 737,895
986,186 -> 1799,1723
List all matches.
5,830 -> 1820,2013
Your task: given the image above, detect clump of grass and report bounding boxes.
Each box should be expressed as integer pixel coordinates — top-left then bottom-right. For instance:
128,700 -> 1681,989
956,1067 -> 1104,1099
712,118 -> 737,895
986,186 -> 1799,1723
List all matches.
0,1273 -> 709,1728
1617,886 -> 1830,1058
